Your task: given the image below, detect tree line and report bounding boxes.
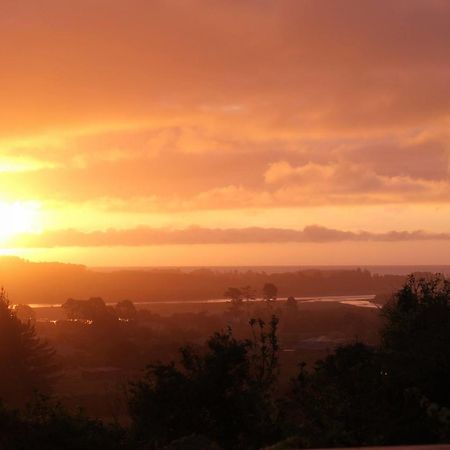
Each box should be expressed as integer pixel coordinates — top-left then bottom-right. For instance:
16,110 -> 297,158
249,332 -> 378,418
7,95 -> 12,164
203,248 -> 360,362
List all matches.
0,257 -> 405,304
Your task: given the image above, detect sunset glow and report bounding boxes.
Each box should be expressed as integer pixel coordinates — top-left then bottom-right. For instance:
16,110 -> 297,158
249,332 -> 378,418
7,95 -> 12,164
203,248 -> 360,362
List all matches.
1,0 -> 450,265
0,202 -> 42,243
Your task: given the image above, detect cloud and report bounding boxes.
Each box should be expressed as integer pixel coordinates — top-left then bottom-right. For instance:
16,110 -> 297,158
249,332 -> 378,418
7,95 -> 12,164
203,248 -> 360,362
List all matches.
1,125 -> 449,211
1,0 -> 450,138
1,0 -> 450,251
9,225 -> 450,248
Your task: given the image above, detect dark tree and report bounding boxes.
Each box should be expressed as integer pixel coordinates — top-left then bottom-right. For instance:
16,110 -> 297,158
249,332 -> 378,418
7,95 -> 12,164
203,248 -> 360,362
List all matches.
285,343 -> 442,448
224,287 -> 244,319
263,283 -> 278,301
13,304 -> 36,324
0,290 -> 59,406
381,274 -> 450,407
224,287 -> 243,305
62,297 -> 117,326
128,317 -> 280,450
241,285 -> 256,302
161,434 -> 221,450
282,274 -> 450,448
0,394 -> 129,450
115,300 -> 137,321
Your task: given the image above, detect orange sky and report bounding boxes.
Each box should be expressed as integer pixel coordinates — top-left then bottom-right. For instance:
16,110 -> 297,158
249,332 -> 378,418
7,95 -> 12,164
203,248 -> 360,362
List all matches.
1,0 -> 450,265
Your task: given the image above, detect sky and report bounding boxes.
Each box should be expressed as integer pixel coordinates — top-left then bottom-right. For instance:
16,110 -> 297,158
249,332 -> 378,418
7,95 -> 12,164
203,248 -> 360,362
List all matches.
1,0 -> 450,266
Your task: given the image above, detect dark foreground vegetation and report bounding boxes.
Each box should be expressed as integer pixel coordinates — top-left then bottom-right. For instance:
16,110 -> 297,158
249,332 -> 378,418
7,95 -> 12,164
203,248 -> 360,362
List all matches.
1,274 -> 450,449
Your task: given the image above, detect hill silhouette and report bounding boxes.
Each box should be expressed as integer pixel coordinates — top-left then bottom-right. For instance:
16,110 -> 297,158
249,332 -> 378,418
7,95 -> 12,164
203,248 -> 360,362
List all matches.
0,257 -> 408,305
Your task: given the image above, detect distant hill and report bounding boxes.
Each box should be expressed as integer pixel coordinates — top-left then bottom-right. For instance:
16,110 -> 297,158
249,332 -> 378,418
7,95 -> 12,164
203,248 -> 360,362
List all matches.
0,257 -> 416,306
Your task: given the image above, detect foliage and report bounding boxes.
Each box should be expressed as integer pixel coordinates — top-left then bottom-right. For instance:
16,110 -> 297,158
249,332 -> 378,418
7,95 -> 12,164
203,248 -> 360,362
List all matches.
224,287 -> 243,304
285,343 -> 444,447
62,297 -> 118,326
161,434 -> 221,450
381,274 -> 450,406
0,394 -> 129,450
115,300 -> 137,321
283,274 -> 450,447
128,316 -> 280,450
13,304 -> 36,324
241,285 -> 256,301
263,283 -> 278,301
0,289 -> 59,406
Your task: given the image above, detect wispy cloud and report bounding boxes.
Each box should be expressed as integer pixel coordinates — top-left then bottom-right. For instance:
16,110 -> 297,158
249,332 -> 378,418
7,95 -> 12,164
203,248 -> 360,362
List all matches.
9,225 -> 450,248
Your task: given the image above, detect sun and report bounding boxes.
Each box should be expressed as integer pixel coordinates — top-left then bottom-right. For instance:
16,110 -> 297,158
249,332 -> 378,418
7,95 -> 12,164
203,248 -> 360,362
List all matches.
0,201 -> 42,244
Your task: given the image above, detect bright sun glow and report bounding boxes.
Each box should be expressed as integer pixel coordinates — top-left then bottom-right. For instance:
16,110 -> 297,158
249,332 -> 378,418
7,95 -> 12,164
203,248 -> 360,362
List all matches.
0,201 -> 42,244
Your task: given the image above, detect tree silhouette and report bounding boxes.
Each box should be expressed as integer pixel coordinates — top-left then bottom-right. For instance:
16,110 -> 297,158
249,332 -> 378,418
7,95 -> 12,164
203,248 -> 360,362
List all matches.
115,300 -> 137,321
13,304 -> 36,324
0,289 -> 59,406
62,297 -> 117,326
224,287 -> 243,305
285,342 -> 442,448
241,285 -> 256,302
381,274 -> 450,407
224,287 -> 244,319
129,317 -> 280,450
0,394 -> 129,450
263,283 -> 278,301
282,274 -> 450,448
